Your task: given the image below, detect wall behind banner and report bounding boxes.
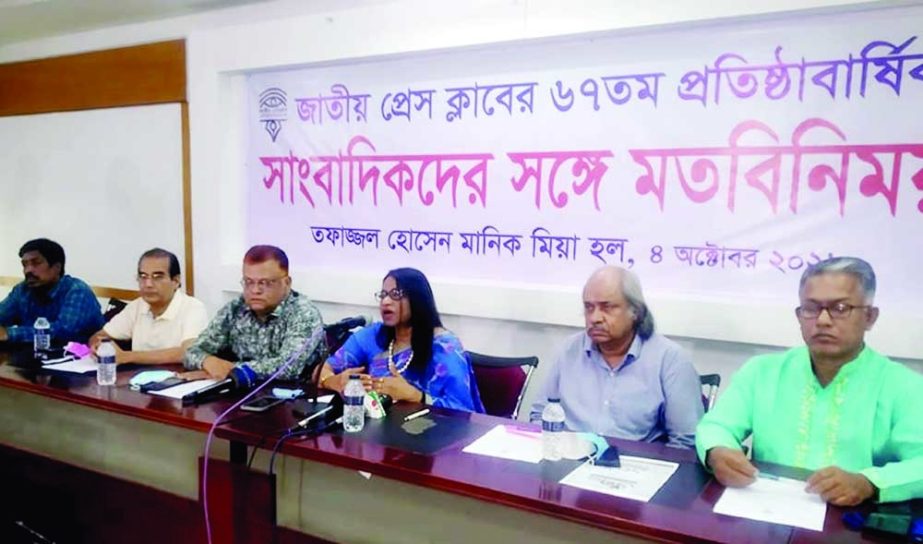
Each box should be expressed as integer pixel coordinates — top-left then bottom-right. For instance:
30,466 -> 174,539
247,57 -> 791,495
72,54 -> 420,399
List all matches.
1,0 -> 919,424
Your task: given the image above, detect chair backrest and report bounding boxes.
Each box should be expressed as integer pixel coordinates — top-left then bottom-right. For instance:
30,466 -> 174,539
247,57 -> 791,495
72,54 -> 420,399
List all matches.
103,298 -> 128,323
700,373 -> 721,412
302,323 -> 361,385
467,351 -> 539,420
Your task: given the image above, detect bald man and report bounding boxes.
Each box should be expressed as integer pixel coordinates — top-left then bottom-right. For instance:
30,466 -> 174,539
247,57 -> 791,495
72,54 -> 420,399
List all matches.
530,266 -> 704,448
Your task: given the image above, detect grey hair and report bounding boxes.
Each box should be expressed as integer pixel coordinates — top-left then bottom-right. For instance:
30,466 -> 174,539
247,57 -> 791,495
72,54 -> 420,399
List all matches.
799,256 -> 876,303
620,268 -> 655,340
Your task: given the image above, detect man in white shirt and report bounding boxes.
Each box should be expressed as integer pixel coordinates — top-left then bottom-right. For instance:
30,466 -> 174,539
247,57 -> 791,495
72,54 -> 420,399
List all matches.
90,248 -> 207,364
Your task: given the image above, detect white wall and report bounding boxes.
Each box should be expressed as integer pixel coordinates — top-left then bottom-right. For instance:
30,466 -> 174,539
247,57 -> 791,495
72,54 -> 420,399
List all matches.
2,0 -> 920,419
0,106 -> 185,291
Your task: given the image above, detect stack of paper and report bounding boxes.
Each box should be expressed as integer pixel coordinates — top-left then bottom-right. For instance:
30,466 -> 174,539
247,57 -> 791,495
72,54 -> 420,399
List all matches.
43,356 -> 98,374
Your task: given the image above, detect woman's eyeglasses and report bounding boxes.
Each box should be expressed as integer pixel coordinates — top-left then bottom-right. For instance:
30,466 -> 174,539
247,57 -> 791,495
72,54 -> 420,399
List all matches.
374,288 -> 406,301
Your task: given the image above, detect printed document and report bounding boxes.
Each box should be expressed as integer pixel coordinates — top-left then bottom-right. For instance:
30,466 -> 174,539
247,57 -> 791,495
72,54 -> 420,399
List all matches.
462,424 -> 543,463
713,476 -> 827,531
559,456 -> 679,502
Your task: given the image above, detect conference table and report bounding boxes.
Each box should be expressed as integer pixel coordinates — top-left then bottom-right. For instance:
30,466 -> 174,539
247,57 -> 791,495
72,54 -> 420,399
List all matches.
0,346 -> 918,543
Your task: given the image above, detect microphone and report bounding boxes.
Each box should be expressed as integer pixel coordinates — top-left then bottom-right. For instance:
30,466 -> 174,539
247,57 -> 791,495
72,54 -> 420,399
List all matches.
326,316 -> 367,334
182,365 -> 259,405
298,316 -> 368,384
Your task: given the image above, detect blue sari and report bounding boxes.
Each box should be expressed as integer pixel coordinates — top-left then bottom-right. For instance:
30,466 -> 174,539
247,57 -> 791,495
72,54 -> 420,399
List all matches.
326,322 -> 484,413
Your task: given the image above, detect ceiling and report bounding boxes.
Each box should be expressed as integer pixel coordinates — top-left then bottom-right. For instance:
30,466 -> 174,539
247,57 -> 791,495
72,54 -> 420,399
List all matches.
0,0 -> 272,46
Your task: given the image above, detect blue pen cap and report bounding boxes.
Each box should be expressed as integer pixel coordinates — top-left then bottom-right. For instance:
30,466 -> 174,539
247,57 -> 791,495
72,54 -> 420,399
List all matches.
841,511 -> 865,531
909,518 -> 923,542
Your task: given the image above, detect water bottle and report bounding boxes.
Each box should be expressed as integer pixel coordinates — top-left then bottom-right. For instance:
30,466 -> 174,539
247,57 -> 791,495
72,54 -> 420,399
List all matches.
343,374 -> 365,433
33,317 -> 51,358
96,339 -> 117,386
541,397 -> 566,461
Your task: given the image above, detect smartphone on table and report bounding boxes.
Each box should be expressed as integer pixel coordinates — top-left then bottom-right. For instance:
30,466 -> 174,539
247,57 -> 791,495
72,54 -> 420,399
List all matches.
241,395 -> 287,412
140,376 -> 186,393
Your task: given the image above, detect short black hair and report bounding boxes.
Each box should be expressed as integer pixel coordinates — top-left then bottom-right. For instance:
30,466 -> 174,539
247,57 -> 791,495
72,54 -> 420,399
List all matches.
19,238 -> 65,275
139,248 -> 181,278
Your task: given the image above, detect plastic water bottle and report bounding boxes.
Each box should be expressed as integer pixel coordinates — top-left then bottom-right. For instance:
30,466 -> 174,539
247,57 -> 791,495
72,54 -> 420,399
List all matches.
541,397 -> 566,461
96,339 -> 117,386
343,374 -> 365,433
33,317 -> 51,357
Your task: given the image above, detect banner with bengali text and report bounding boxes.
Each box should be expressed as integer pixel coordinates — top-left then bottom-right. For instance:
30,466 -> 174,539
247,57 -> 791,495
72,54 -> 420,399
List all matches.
246,5 -> 923,313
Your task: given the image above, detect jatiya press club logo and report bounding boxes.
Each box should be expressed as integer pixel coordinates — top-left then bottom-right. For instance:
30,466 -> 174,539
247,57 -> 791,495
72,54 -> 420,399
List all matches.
258,87 -> 287,142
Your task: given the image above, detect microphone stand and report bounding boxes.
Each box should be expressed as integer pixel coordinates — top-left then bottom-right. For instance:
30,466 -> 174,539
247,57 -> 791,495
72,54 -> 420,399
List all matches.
200,326 -> 325,544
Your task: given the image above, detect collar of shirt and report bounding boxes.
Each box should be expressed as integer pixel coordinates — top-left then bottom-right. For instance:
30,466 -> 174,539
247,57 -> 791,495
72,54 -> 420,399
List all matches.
142,290 -> 186,321
582,331 -> 643,372
28,274 -> 70,303
235,290 -> 296,322
801,343 -> 869,388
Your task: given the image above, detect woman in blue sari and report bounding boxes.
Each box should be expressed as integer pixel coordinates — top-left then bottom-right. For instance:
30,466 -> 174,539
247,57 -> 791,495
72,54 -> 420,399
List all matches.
318,268 -> 484,413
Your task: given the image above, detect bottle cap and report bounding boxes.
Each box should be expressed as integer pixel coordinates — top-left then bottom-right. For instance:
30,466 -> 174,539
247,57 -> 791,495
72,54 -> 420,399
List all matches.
548,397 -> 560,403
349,374 -> 360,379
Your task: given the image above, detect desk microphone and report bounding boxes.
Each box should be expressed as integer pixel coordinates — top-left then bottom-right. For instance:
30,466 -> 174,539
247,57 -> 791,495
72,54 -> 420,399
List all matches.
326,315 -> 368,334
182,365 -> 259,405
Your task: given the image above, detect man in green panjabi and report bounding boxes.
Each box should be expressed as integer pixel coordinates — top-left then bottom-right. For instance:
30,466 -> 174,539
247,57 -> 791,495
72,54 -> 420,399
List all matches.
696,256 -> 923,505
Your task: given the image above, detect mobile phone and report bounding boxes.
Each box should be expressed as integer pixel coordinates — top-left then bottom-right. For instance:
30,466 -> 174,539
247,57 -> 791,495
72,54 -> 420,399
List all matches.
140,376 -> 186,393
241,395 -> 287,412
595,445 -> 621,468
863,513 -> 911,537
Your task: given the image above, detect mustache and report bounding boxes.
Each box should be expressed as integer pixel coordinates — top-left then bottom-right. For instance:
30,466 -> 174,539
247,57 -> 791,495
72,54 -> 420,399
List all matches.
24,274 -> 37,280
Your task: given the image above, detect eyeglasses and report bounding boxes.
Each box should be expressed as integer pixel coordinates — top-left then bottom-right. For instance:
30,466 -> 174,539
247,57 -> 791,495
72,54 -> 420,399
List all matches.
374,288 -> 406,301
796,302 -> 870,320
137,273 -> 171,283
240,277 -> 287,291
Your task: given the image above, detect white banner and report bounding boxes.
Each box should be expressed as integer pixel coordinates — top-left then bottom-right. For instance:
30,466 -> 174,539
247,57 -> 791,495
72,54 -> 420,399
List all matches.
245,6 -> 923,313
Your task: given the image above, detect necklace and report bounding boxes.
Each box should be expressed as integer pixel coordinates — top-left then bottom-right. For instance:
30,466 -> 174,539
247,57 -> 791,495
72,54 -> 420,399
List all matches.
388,339 -> 414,374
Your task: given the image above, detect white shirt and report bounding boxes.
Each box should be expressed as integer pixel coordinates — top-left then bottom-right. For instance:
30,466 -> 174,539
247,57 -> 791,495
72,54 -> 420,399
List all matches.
104,290 -> 208,351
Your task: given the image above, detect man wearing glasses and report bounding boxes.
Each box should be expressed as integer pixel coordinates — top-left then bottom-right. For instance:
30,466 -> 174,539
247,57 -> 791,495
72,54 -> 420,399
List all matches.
529,266 -> 704,448
89,248 -> 207,364
697,256 -> 923,505
184,245 -> 324,381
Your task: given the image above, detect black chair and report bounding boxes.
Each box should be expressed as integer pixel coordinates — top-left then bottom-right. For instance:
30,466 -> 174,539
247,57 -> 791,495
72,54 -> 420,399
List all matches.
700,373 -> 721,412
467,352 -> 539,420
103,298 -> 128,323
301,322 -> 362,385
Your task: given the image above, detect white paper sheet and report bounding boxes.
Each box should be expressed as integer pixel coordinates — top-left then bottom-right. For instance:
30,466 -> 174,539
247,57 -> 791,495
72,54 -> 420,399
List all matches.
713,476 -> 827,531
462,424 -> 543,463
559,455 -> 679,502
149,379 -> 219,399
42,356 -> 98,374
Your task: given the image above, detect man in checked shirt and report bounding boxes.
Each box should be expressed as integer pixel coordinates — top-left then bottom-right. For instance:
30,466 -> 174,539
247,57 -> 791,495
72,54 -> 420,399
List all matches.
0,238 -> 103,345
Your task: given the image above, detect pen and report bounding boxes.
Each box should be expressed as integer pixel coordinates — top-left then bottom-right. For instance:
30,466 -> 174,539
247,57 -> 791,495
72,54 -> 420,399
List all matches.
404,408 -> 430,422
296,405 -> 333,428
757,472 -> 780,481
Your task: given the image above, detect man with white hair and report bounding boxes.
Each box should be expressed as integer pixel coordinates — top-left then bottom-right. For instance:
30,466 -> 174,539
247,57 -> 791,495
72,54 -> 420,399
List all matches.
696,256 -> 923,505
530,266 -> 704,448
